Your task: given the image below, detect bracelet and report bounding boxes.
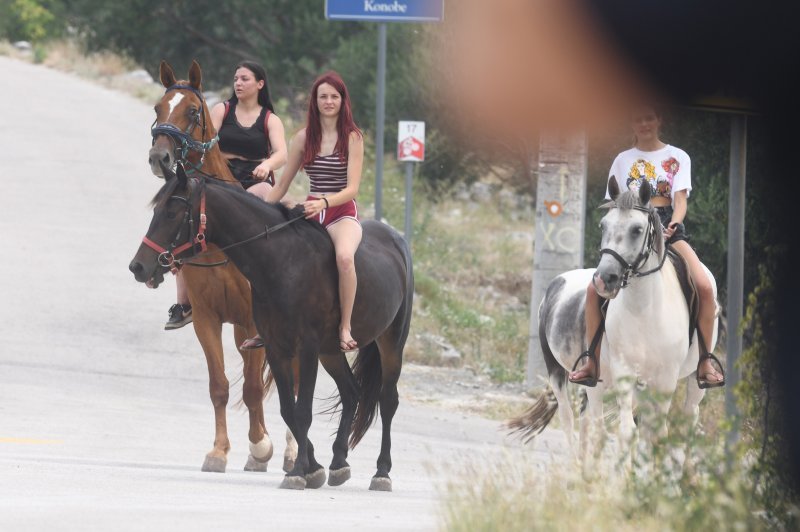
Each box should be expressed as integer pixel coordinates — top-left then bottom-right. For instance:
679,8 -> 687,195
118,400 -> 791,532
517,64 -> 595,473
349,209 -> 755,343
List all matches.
322,197 -> 329,208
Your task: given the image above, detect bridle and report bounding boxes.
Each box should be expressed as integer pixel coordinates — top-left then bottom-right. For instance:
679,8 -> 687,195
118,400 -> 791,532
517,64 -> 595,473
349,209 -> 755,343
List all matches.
150,84 -> 219,171
598,203 -> 668,289
141,176 -> 209,273
140,175 -> 306,273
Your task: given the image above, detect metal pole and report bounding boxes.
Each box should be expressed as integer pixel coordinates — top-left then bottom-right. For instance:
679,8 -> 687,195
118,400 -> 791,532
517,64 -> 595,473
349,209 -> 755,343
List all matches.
725,114 -> 747,454
404,161 -> 413,243
374,23 -> 387,221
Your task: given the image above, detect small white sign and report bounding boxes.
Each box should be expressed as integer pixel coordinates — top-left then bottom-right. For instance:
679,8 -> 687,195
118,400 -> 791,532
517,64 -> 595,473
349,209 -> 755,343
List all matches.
397,120 -> 425,162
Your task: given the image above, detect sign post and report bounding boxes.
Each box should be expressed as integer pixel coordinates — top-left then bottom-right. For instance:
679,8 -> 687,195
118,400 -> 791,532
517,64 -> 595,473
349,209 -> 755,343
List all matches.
325,1 -> 444,221
397,120 -> 425,243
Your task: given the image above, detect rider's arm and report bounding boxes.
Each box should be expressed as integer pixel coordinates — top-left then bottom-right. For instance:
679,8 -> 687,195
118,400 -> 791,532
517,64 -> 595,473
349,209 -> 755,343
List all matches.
259,114 -> 287,173
209,102 -> 225,134
671,190 -> 687,226
325,131 -> 364,208
266,128 -> 305,203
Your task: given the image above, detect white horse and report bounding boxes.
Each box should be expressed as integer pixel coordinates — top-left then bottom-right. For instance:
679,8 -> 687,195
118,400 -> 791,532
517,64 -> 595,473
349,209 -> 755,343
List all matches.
508,178 -> 719,470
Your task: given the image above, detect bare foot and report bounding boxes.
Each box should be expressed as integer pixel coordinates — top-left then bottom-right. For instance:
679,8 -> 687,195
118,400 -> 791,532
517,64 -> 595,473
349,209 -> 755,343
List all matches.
340,328 -> 358,352
569,354 -> 598,384
698,358 -> 723,384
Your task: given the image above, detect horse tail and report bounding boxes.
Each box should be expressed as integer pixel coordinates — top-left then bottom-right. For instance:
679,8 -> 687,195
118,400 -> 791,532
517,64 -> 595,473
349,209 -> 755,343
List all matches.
504,387 -> 559,443
349,341 -> 382,449
504,304 -> 561,441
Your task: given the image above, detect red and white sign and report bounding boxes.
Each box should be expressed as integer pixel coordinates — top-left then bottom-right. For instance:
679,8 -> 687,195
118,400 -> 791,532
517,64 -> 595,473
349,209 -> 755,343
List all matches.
397,120 -> 425,162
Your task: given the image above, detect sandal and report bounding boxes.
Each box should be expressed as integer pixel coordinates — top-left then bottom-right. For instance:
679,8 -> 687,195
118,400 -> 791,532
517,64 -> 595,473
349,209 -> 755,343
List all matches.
569,350 -> 602,387
240,335 -> 264,350
696,352 -> 725,389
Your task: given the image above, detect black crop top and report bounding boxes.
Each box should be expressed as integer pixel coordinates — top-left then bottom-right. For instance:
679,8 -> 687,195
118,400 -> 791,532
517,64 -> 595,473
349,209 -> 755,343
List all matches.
218,101 -> 272,160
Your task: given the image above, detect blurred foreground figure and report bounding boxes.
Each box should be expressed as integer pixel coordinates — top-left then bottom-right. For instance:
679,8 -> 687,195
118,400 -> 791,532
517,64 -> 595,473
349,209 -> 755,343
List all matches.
440,0 -> 800,491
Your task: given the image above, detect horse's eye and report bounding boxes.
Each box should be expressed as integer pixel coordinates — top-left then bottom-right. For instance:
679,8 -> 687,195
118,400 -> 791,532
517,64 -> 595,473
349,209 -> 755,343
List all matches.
167,210 -> 178,220
631,227 -> 643,236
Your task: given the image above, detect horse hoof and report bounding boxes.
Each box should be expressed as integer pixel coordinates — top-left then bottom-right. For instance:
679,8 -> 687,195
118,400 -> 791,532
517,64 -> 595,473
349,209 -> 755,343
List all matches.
244,455 -> 268,472
249,438 -> 274,463
201,456 -> 226,473
279,475 -> 307,490
305,468 -> 327,489
369,476 -> 392,492
283,456 -> 295,473
328,467 -> 351,486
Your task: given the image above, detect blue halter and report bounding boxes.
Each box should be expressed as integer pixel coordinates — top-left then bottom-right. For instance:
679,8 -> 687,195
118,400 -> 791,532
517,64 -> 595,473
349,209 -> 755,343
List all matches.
150,84 -> 219,167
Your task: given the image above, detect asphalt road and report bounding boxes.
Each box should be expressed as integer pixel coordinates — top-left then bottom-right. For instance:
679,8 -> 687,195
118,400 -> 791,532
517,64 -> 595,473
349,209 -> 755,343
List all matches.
0,56 -> 563,531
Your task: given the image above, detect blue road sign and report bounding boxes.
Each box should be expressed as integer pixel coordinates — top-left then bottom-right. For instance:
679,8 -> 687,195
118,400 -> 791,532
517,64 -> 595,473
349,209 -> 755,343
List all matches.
326,0 -> 444,23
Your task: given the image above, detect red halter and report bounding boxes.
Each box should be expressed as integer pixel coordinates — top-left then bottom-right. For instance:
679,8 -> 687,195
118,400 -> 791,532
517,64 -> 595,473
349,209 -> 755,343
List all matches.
141,184 -> 208,274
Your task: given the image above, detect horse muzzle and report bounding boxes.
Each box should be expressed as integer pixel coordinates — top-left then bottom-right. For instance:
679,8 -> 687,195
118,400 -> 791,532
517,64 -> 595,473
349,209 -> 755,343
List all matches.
592,270 -> 621,299
149,142 -> 175,178
129,257 -> 166,289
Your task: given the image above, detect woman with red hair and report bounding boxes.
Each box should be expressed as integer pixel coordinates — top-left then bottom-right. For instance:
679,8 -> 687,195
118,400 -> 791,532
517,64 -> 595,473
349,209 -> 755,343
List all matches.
240,71 -> 364,352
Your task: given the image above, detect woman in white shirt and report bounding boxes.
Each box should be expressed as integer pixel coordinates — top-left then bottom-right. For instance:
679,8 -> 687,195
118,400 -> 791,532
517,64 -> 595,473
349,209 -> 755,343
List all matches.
569,105 -> 725,389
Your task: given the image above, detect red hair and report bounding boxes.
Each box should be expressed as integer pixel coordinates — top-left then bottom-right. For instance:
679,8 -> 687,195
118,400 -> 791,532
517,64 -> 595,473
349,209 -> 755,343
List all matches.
302,71 -> 362,168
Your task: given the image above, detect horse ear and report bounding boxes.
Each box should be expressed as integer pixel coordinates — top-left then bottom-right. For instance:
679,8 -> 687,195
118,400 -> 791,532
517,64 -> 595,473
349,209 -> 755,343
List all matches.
607,176 -> 620,200
160,60 -> 176,88
189,60 -> 203,91
639,180 -> 652,205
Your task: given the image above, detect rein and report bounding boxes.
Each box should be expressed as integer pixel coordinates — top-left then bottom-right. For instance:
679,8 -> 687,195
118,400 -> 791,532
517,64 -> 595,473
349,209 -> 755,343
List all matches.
141,176 -> 306,272
151,84 -> 219,171
598,204 -> 668,288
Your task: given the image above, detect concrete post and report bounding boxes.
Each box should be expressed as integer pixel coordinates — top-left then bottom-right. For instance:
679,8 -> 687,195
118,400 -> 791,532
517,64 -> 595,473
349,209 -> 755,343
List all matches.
526,132 -> 588,388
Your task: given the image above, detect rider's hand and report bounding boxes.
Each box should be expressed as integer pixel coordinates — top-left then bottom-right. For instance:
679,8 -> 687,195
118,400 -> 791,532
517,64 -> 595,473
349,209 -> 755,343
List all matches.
252,161 -> 272,181
302,199 -> 327,219
663,221 -> 679,239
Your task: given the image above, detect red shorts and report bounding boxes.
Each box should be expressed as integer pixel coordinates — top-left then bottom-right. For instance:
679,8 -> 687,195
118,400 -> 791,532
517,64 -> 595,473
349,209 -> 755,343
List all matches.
308,195 -> 360,228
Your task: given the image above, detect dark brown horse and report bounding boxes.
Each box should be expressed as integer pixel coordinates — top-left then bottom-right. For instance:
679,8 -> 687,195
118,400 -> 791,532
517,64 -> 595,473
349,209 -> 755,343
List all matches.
145,60 -> 296,473
129,167 -> 413,491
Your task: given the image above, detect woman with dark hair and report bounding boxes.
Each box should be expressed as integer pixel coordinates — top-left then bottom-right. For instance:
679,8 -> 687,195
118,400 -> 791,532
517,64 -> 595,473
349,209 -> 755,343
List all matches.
164,61 -> 287,330
240,71 -> 364,352
568,104 -> 725,389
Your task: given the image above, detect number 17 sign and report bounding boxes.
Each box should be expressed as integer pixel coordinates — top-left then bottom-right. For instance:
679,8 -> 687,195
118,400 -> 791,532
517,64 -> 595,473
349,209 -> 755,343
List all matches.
397,121 -> 425,162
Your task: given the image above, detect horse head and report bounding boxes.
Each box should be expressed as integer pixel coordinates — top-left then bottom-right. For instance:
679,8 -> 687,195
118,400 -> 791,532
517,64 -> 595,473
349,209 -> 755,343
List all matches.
593,176 -> 663,298
149,60 -> 215,177
129,163 -> 201,288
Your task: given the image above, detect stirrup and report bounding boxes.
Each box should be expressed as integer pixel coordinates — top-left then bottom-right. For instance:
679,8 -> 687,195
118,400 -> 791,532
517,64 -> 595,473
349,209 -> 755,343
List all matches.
569,350 -> 602,388
696,352 -> 725,389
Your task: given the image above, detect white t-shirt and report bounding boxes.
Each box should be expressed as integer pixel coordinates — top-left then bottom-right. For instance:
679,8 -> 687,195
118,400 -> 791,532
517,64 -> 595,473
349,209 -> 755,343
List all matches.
605,144 -> 691,202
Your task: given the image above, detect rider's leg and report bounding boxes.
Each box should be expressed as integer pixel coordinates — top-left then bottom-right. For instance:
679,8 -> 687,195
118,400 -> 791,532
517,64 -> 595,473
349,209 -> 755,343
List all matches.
326,219 -> 363,351
165,270 -> 192,329
569,281 -> 602,383
246,182 -> 273,202
671,240 -> 723,385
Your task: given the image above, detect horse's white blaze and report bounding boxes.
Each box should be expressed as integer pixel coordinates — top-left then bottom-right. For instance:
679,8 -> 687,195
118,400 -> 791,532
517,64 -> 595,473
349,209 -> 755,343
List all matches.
249,436 -> 274,461
167,92 -> 184,117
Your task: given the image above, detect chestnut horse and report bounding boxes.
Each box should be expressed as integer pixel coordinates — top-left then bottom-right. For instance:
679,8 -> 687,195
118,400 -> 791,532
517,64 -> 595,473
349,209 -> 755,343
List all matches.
146,60 -> 296,473
130,168 -> 414,491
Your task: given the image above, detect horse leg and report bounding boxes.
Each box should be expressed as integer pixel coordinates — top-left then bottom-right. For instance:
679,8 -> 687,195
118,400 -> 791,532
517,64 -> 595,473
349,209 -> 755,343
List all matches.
549,373 -> 576,459
579,385 -> 605,476
234,324 -> 273,472
369,336 -> 403,492
679,375 -> 706,475
279,350 -> 325,490
319,352 -> 359,486
283,428 -> 298,473
615,377 -> 636,477
192,315 -> 230,473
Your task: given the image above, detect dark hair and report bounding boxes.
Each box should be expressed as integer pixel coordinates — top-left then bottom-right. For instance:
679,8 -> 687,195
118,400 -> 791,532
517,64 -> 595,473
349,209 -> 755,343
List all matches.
301,70 -> 362,168
228,61 -> 274,112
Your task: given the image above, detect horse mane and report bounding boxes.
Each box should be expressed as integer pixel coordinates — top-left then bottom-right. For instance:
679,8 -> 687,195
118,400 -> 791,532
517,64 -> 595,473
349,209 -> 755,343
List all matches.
204,178 -> 330,240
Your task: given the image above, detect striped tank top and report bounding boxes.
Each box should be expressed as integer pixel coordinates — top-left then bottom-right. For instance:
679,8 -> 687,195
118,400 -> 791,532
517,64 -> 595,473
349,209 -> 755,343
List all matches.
305,152 -> 348,193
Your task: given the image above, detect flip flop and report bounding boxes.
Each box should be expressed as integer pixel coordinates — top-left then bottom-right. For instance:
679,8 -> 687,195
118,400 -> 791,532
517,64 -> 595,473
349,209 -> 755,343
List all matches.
696,352 -> 725,389
569,350 -> 602,388
240,335 -> 264,350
